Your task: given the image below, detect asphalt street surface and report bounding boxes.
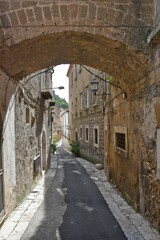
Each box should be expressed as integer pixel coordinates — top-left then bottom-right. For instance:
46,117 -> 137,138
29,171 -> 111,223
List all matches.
21,146 -> 127,240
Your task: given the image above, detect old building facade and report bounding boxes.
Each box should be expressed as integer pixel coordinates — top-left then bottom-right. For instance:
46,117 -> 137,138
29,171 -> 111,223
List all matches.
68,64 -> 105,164
0,68 -> 53,222
52,106 -> 63,142
103,34 -> 160,230
68,50 -> 160,231
0,0 -> 160,232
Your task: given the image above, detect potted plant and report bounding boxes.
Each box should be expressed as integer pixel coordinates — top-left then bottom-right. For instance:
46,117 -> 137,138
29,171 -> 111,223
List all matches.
70,140 -> 80,157
51,140 -> 56,154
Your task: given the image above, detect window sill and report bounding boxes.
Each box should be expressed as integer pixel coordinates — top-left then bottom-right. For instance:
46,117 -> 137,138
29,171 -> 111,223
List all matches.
115,147 -> 127,157
94,143 -> 99,148
92,104 -> 98,107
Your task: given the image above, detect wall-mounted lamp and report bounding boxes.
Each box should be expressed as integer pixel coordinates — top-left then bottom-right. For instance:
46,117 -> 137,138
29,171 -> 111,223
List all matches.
90,78 -> 110,97
90,78 -> 99,95
83,65 -> 127,99
90,78 -> 126,99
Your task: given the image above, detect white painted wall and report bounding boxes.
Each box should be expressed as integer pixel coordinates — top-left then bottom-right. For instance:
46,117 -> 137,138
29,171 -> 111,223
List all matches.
3,94 -> 16,213
62,110 -> 69,139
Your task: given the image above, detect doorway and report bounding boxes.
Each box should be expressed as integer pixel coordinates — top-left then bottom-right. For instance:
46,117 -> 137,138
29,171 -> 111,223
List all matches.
0,121 -> 4,218
42,131 -> 47,170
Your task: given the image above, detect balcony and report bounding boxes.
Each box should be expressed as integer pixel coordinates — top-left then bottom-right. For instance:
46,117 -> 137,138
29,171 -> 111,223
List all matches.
41,70 -> 53,100
41,89 -> 53,100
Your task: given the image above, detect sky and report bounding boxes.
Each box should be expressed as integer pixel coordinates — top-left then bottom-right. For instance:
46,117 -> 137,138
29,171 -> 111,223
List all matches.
52,64 -> 69,103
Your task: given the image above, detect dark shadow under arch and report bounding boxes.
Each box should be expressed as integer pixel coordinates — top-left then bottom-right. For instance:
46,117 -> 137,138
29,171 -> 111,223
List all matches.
0,31 -> 149,85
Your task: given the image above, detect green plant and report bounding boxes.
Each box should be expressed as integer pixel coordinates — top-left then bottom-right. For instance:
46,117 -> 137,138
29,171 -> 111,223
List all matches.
51,140 -> 56,154
70,140 -> 80,157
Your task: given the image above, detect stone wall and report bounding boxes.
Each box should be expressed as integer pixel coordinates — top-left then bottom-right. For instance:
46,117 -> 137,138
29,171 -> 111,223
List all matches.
3,97 -> 16,214
0,68 -> 17,215
14,71 -> 52,204
77,112 -> 104,164
104,40 -> 160,230
15,75 -> 41,204
0,1 -> 154,86
68,64 -> 105,164
156,0 -> 160,27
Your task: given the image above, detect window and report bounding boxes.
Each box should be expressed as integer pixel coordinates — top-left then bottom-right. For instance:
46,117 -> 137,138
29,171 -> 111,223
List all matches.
71,72 -> 73,87
116,133 -> 125,150
75,130 -> 78,141
114,126 -> 127,157
74,65 -> 77,81
92,92 -> 97,106
157,129 -> 160,179
86,88 -> 89,108
85,126 -> 89,142
75,98 -> 77,114
80,126 -> 83,139
78,65 -> 82,74
94,126 -> 99,147
80,93 -> 83,110
155,105 -> 160,178
26,107 -> 30,123
104,128 -> 108,154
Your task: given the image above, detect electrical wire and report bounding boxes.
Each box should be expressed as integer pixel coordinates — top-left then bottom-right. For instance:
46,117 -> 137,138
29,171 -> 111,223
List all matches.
21,68 -> 50,86
81,65 -> 125,94
2,69 -> 53,139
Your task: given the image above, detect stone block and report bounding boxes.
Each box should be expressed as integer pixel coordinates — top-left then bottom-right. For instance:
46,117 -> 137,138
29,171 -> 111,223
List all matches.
43,6 -> 52,21
97,7 -> 106,21
17,10 -> 27,25
89,4 -> 96,20
22,1 -> 37,8
26,9 -> 35,23
0,14 -> 11,28
0,2 -> 9,14
9,12 -> 19,27
69,4 -> 78,18
60,5 -> 69,18
34,6 -> 43,21
51,5 -> 59,17
10,2 -> 21,11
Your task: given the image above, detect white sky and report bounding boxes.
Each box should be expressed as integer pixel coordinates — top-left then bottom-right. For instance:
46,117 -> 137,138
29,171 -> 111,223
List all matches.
52,64 -> 69,103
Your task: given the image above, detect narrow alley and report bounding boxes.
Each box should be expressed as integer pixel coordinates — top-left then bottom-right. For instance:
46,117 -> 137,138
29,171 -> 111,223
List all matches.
0,144 -> 159,240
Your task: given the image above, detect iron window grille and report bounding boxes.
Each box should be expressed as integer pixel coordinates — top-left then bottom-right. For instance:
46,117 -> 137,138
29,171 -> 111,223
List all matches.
116,133 -> 125,150
85,127 -> 89,142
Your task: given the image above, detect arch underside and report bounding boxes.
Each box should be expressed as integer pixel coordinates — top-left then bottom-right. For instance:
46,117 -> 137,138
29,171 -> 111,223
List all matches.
0,31 -> 149,84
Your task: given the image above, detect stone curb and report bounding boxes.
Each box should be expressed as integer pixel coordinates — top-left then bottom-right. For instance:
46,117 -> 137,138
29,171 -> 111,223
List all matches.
0,154 -> 58,240
76,157 -> 160,240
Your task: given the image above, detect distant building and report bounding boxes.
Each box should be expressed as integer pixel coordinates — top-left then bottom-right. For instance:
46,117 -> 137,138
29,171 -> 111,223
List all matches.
61,109 -> 69,140
67,64 -> 106,164
52,106 -> 62,142
52,106 -> 69,142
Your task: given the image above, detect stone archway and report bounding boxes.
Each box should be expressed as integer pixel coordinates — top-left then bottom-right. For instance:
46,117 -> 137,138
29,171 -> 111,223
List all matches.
0,0 -> 155,85
0,0 -> 159,231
